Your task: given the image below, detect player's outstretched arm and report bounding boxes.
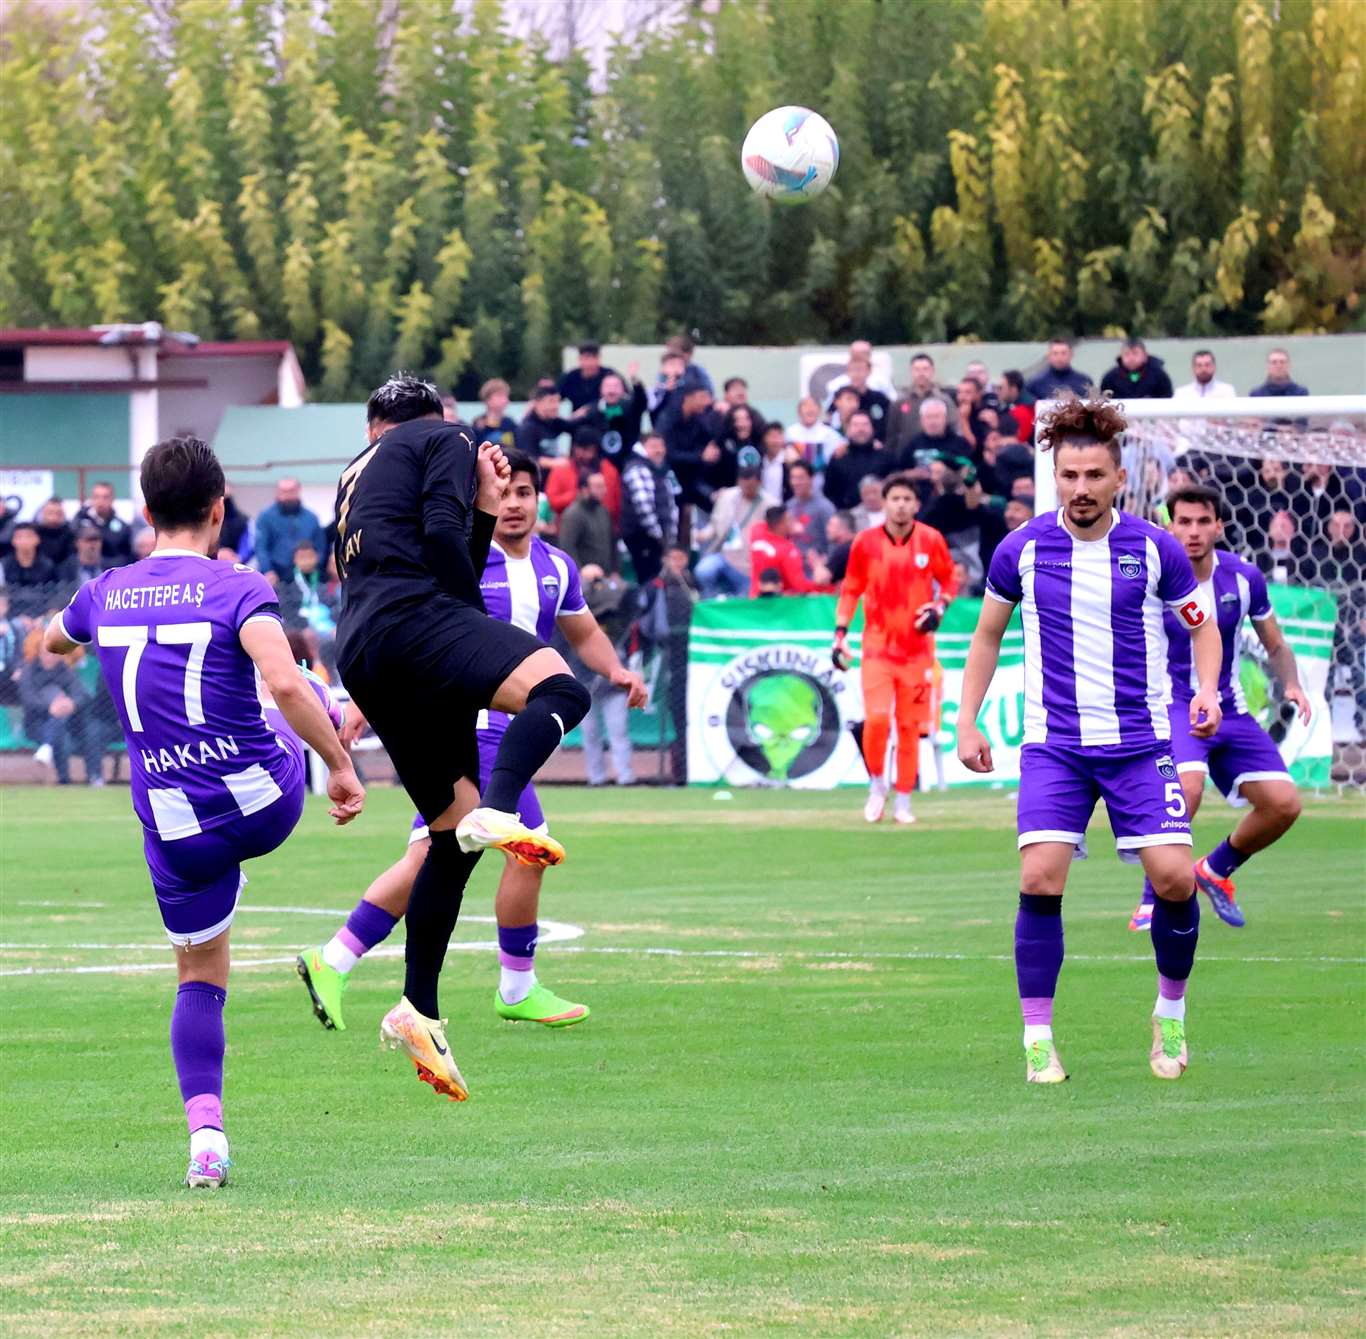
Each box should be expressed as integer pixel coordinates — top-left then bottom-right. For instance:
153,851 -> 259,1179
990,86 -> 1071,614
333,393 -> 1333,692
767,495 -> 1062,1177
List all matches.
1187,616 -> 1224,739
240,620 -> 365,824
956,596 -> 1014,773
560,610 -> 648,708
1254,613 -> 1312,724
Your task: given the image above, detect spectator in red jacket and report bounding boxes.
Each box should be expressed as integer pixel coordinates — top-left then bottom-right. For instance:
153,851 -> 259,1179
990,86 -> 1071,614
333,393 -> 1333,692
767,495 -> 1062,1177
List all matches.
748,506 -> 833,596
544,428 -> 621,525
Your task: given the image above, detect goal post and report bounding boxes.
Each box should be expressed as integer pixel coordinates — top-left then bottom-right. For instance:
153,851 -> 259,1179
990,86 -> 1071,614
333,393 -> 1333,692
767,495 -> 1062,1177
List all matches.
1031,394 -> 1366,790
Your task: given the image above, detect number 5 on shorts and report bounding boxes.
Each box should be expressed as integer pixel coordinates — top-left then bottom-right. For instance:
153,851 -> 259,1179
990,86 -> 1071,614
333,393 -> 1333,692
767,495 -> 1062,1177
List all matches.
1164,780 -> 1187,818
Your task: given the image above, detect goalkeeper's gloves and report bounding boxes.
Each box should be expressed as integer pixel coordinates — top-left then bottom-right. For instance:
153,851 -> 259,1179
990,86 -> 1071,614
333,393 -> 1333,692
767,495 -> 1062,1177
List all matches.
831,628 -> 851,671
914,601 -> 945,633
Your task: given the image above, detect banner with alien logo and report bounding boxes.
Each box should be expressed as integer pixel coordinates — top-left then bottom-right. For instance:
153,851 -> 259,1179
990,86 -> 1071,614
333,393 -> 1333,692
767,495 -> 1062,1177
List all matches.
686,589 -> 1335,791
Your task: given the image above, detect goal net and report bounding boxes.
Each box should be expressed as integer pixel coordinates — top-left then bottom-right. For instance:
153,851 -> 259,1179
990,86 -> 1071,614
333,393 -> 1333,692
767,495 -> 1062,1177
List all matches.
1034,395 -> 1366,792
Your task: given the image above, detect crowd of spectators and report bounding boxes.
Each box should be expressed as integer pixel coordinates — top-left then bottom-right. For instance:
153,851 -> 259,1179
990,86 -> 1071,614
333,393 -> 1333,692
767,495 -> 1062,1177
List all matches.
1,338 -> 1362,784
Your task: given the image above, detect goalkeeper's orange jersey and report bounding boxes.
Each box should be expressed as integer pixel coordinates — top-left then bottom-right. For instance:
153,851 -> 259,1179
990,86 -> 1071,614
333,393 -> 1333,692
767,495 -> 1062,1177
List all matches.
836,522 -> 958,662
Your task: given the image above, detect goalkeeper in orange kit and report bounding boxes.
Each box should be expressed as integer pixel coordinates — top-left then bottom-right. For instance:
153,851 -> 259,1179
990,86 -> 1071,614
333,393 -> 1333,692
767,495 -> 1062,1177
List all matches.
832,474 -> 958,824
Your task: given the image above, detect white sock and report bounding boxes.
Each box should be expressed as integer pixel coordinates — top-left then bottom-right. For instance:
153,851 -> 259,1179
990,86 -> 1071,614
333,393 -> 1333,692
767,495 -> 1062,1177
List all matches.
894,791 -> 913,809
1154,994 -> 1186,1021
1022,1024 -> 1053,1047
869,775 -> 888,796
500,966 -> 536,1005
322,936 -> 359,973
190,1127 -> 229,1159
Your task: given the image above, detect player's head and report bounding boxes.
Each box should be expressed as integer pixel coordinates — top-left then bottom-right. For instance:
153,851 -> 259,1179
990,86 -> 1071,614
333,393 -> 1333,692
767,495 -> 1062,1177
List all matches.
139,436 -> 226,545
1039,398 -> 1128,531
1167,484 -> 1224,561
366,373 -> 443,441
881,473 -> 919,527
495,449 -> 540,543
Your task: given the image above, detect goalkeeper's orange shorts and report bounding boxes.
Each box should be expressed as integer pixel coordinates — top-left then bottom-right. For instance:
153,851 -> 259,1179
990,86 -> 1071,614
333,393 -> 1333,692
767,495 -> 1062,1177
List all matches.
861,656 -> 933,792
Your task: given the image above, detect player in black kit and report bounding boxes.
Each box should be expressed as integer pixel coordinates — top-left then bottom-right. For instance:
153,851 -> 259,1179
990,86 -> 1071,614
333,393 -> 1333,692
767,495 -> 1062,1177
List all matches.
333,373 -> 590,1099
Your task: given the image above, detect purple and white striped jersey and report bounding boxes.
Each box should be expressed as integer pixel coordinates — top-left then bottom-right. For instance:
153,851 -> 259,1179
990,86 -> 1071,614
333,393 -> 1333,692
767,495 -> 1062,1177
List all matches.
58,550 -> 296,840
478,537 -> 589,727
1164,549 -> 1271,717
986,509 -> 1209,749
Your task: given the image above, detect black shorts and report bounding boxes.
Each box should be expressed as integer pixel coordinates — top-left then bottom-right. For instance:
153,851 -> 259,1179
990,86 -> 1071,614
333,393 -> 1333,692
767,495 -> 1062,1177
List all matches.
339,599 -> 543,823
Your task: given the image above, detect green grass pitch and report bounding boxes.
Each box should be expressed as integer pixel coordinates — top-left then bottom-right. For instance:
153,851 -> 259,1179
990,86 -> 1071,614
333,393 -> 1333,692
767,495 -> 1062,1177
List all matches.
1,784 -> 1363,1337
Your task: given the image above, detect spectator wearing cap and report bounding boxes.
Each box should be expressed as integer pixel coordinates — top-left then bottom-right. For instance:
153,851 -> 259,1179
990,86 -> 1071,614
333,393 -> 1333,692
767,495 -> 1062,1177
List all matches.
545,427 -> 622,523
822,412 -> 894,511
824,510 -> 857,584
785,396 -> 845,472
747,506 -> 833,596
885,352 -> 956,457
75,481 -> 133,567
472,378 -> 519,449
34,498 -> 74,569
515,379 -> 575,467
1099,337 -> 1173,400
1024,336 -> 1092,401
620,432 -> 678,584
823,354 -> 890,434
785,461 -> 835,561
2,523 -> 58,625
695,464 -> 777,598
58,525 -> 108,592
557,342 -> 620,411
995,369 -> 1035,443
557,471 -> 618,576
581,367 -> 647,468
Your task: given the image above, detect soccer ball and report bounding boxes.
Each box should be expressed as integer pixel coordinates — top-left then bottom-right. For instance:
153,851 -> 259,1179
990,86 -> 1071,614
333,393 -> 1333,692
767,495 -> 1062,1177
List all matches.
741,106 -> 839,204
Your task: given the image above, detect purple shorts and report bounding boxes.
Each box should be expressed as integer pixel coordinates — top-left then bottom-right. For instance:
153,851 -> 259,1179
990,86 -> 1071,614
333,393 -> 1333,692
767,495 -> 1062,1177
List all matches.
409,716 -> 545,844
1017,742 -> 1192,863
1167,702 -> 1289,805
144,745 -> 306,946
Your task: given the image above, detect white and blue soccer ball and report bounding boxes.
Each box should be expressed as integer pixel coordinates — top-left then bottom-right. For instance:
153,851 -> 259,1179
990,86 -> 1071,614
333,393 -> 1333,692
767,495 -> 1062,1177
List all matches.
741,106 -> 839,204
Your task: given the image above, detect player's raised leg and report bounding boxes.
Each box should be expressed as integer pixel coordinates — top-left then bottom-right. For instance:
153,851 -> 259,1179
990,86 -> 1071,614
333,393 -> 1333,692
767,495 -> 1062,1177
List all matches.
458,646 -> 590,866
1195,776 -> 1301,927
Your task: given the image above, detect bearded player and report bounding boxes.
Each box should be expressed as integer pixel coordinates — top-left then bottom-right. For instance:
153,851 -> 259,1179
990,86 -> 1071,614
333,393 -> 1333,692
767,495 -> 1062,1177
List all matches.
957,399 -> 1222,1085
45,437 -> 364,1188
1127,484 -> 1308,933
832,474 -> 957,825
299,451 -> 646,1035
332,376 -> 593,1101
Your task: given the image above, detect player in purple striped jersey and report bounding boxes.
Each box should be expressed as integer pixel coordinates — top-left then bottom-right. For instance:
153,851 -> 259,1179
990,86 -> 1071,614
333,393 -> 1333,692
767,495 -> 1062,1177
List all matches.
956,400 -> 1223,1084
298,451 -> 646,1038
44,438 -> 364,1188
1127,485 -> 1308,933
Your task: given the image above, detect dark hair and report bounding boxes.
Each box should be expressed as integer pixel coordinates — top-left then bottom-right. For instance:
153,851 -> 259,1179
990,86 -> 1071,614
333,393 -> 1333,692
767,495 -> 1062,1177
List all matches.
788,459 -> 813,477
1049,334 -> 1074,348
1167,484 -> 1224,521
1192,349 -> 1215,362
502,448 -> 541,493
833,385 -> 860,402
910,352 -> 935,367
91,480 -> 114,493
293,539 -> 318,555
1003,369 -> 1024,392
758,567 -> 782,585
572,425 -> 602,450
140,436 -> 225,530
366,372 -> 443,425
881,473 -> 918,500
764,505 -> 786,527
1038,398 -> 1127,466
578,341 -> 601,356
761,420 -> 784,437
834,509 -> 856,531
11,521 -> 37,537
641,431 -> 666,448
723,376 -> 747,391
1121,336 -> 1146,352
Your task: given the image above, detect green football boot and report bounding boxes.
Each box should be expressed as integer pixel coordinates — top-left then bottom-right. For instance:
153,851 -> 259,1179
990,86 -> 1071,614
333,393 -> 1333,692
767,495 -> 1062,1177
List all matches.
1150,1016 -> 1188,1080
297,948 -> 348,1032
494,982 -> 589,1028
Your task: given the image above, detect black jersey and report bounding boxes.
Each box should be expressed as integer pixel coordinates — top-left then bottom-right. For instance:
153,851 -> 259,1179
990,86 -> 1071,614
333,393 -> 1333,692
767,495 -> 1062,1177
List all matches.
333,417 -> 489,669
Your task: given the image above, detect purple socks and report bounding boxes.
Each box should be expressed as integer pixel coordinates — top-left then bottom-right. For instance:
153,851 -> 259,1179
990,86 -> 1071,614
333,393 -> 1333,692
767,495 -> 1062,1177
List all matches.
498,922 -> 538,971
339,899 -> 398,959
1206,837 -> 1249,881
1015,894 -> 1063,1026
171,981 -> 226,1134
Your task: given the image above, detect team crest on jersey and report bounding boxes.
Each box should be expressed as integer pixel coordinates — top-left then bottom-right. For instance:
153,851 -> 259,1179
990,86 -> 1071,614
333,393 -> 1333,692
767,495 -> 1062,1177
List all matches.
914,552 -> 929,569
1118,554 -> 1143,579
540,573 -> 560,595
1155,754 -> 1177,780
